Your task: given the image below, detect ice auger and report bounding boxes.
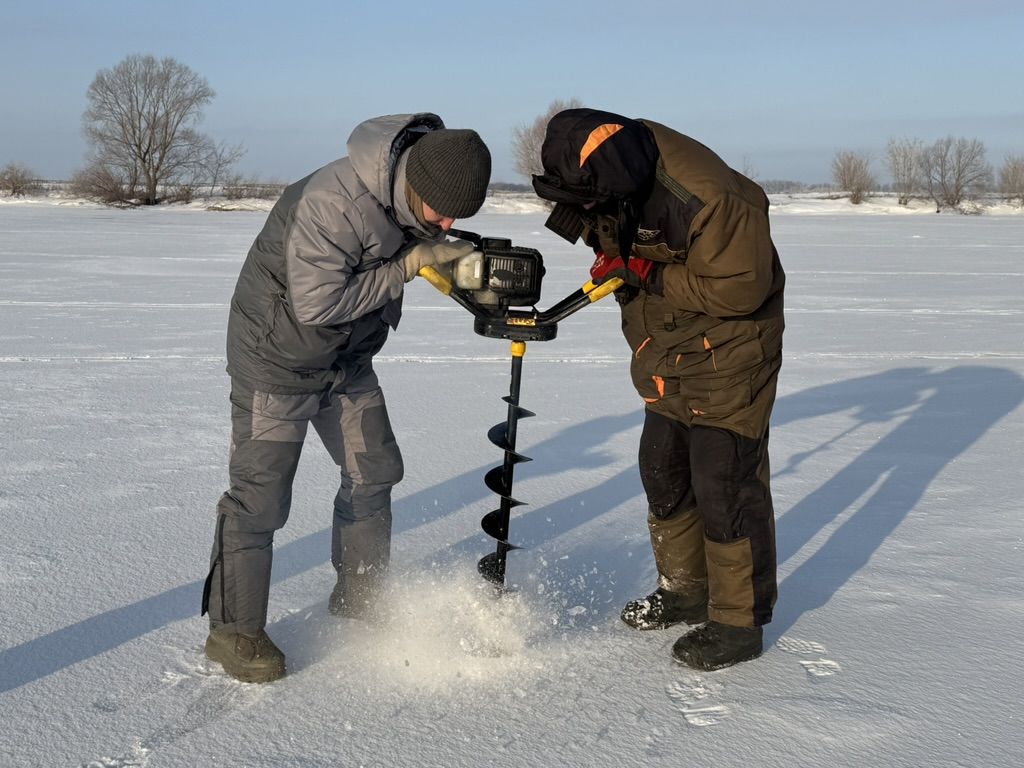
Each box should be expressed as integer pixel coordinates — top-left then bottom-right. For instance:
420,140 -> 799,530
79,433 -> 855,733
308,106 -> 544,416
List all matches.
418,229 -> 622,590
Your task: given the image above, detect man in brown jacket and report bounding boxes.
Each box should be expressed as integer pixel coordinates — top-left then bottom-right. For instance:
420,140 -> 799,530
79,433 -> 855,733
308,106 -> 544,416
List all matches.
533,108 -> 785,670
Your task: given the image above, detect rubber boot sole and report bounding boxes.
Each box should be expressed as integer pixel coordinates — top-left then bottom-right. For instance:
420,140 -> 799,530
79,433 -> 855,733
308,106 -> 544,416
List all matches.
671,643 -> 762,671
621,610 -> 708,631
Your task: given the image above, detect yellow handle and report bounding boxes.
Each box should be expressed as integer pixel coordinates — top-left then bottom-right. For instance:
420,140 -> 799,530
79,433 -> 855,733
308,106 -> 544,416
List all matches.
583,277 -> 625,303
418,265 -> 452,295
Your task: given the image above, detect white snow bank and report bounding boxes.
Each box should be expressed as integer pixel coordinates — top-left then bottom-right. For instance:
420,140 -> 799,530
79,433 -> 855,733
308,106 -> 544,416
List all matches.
4,189 -> 1022,216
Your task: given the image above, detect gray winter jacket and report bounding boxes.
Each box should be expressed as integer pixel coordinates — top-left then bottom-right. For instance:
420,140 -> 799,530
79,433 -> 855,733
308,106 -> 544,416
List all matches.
225,113 -> 446,392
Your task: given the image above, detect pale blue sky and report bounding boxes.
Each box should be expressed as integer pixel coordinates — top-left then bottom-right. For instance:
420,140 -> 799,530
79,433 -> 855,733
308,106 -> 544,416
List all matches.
2,0 -> 1021,184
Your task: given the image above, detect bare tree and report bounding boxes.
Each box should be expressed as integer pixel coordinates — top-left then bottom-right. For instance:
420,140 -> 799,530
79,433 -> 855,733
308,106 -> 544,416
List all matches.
831,150 -> 875,204
921,136 -> 992,211
739,154 -> 759,182
0,163 -> 39,196
200,139 -> 246,197
999,154 -> 1024,206
511,98 -> 584,182
886,137 -> 923,206
81,54 -> 217,205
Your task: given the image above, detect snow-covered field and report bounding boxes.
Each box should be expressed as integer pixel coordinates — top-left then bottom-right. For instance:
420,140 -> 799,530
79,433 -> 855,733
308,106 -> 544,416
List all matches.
1,197 -> 1023,767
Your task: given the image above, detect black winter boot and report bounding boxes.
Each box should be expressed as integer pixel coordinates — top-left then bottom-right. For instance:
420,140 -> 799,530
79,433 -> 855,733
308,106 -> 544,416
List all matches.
671,621 -> 763,670
620,587 -> 708,630
204,628 -> 286,683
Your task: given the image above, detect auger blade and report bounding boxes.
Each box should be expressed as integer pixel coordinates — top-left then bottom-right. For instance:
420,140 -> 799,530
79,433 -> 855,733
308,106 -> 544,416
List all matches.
484,466 -> 528,502
501,396 -> 535,418
477,341 -> 534,591
486,423 -> 534,461
480,509 -> 524,547
477,552 -> 504,585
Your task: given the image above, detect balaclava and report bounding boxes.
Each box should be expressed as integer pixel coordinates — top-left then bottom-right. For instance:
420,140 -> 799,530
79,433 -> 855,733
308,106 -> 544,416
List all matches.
532,108 -> 659,259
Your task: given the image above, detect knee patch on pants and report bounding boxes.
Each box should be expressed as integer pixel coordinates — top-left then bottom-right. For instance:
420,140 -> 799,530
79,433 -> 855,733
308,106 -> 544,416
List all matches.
639,410 -> 694,520
315,387 -> 404,491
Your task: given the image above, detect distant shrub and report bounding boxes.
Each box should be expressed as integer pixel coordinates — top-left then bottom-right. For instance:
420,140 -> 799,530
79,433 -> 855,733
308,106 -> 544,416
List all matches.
166,184 -> 196,204
831,150 -> 875,205
0,163 -> 41,196
999,155 -> 1024,206
70,162 -> 135,204
223,175 -> 285,200
760,179 -> 807,194
488,182 -> 533,193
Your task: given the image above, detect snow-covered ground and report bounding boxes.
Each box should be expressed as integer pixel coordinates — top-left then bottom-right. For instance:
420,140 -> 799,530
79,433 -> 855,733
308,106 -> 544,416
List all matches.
6,188 -> 1024,218
1,198 -> 1022,767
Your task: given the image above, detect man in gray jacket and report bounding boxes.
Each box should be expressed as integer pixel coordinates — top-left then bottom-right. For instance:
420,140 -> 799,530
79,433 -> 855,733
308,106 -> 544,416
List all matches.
201,113 -> 491,683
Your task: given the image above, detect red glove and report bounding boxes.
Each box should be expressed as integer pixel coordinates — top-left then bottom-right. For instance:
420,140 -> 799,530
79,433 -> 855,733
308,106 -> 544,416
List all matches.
589,251 -> 663,294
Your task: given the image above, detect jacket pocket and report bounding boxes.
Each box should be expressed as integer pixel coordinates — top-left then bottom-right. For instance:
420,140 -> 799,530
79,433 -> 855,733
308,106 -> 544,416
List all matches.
680,374 -> 752,421
701,321 -> 765,376
259,293 -> 353,372
630,341 -> 681,403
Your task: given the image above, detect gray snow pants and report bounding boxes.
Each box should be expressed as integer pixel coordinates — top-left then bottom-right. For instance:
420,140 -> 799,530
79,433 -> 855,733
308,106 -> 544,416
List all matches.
201,373 -> 404,635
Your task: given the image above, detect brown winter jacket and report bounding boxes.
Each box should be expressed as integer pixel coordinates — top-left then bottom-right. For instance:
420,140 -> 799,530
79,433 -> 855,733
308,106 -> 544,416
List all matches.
586,121 -> 785,438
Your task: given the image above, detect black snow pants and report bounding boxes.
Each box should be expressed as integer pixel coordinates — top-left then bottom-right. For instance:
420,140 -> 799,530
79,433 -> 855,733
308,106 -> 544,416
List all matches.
639,409 -> 777,627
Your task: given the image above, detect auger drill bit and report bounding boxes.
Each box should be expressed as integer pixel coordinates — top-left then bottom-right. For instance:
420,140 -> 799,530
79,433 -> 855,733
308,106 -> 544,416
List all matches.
478,340 -> 534,589
415,259 -> 624,592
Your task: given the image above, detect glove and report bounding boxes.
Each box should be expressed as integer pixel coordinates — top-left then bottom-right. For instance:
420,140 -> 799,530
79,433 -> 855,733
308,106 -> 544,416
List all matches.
589,251 -> 664,295
401,238 -> 477,283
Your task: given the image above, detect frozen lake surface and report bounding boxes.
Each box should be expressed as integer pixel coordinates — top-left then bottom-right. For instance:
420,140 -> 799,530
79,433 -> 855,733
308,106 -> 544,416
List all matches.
1,201 -> 1022,767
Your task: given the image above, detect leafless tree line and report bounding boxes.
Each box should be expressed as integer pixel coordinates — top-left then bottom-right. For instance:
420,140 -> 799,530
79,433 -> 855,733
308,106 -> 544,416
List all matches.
834,138 -> 1024,211
8,82 -> 1024,211
513,100 -> 1024,213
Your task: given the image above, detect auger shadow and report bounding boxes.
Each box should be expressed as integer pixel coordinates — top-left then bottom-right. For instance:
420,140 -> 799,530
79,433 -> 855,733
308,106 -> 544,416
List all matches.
0,412 -> 638,693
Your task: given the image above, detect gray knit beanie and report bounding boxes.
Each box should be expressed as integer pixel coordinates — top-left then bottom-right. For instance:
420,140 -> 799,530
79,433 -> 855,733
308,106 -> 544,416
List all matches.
406,129 -> 491,219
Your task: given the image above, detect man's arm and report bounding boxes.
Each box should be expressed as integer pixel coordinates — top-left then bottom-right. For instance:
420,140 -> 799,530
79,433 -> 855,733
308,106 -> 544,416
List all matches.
661,193 -> 776,318
284,194 -> 405,326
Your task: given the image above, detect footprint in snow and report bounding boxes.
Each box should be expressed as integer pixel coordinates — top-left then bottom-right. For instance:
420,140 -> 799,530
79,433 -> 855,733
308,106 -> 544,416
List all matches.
775,636 -> 827,655
666,678 -> 730,726
800,659 -> 842,678
775,636 -> 841,679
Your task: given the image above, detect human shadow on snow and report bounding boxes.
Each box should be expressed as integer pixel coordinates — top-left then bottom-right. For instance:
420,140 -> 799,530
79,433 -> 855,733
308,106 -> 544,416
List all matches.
529,366 -> 1024,641
3,366 -> 1020,690
766,365 -> 1023,639
0,413 -> 638,692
